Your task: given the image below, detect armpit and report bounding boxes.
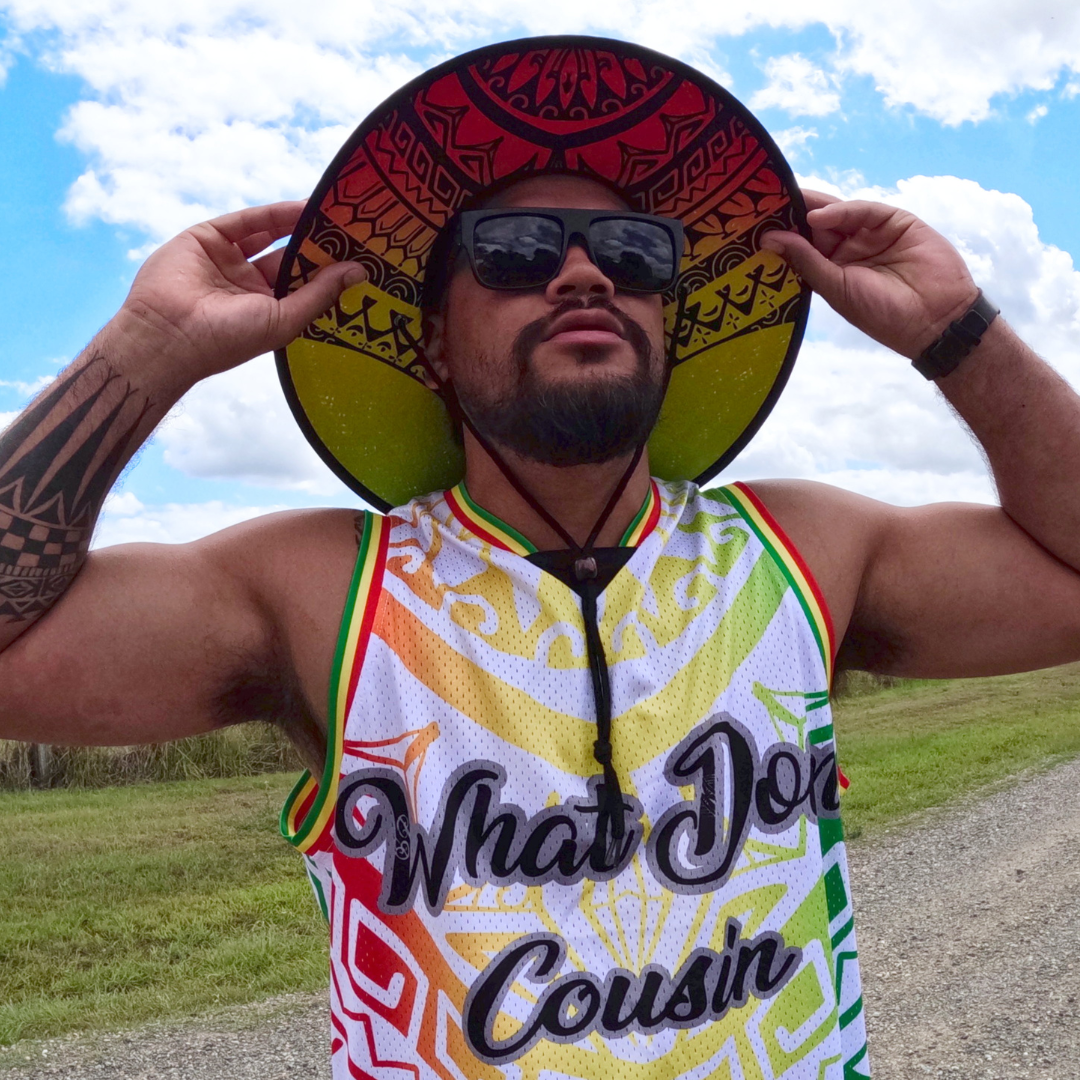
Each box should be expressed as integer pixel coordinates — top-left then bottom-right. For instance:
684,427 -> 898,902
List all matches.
213,649 -> 327,774
835,616 -> 908,678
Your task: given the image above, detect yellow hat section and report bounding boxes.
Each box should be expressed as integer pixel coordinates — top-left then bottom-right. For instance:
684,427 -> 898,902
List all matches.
648,322 -> 792,481
288,337 -> 464,509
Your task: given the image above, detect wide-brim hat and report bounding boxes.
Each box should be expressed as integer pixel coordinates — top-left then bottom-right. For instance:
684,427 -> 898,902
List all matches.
275,35 -> 810,512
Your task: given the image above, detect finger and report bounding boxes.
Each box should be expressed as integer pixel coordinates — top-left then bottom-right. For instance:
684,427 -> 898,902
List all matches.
801,189 -> 842,212
252,247 -> 286,288
270,263 -> 368,346
204,201 -> 306,246
760,231 -> 846,301
237,231 -> 278,260
188,223 -> 284,293
252,249 -> 358,290
806,199 -> 909,237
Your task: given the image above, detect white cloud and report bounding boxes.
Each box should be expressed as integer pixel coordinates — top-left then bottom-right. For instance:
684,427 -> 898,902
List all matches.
717,336 -> 998,506
2,0 -> 1080,247
0,374 -> 55,399
832,0 -> 1080,126
773,125 -> 818,161
750,54 -> 840,116
1027,103 -> 1049,123
1065,79 -> 1080,99
157,354 -> 354,497
0,410 -> 17,433
95,491 -> 292,546
53,38 -> 423,243
720,174 -> 1080,506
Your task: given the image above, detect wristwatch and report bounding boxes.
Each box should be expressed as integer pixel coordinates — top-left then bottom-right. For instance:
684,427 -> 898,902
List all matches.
912,291 -> 1000,380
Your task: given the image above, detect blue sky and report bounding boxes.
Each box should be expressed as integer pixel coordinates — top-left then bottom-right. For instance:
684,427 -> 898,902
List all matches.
1,2 -> 1079,543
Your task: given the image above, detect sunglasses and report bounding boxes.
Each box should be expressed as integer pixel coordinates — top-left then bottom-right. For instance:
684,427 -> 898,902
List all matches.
455,208 -> 684,294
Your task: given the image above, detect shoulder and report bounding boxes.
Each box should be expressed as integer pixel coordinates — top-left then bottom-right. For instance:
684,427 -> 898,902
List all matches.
192,507 -> 381,752
188,506 -> 373,588
187,505 -> 375,666
715,479 -> 896,646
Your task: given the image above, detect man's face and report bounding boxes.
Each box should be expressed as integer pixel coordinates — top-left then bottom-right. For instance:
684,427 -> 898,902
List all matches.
427,176 -> 669,467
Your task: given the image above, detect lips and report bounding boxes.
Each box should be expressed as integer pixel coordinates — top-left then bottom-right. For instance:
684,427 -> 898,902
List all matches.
543,310 -> 626,343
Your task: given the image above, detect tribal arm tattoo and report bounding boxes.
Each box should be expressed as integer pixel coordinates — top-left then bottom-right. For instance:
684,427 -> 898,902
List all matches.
0,353 -> 156,633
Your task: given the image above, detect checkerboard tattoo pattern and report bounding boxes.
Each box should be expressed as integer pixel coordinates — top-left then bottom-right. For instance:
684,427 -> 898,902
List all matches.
0,357 -> 149,621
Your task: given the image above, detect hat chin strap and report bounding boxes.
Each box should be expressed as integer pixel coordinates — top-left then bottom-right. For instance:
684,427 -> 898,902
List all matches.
394,300 -> 685,862
453,413 -> 642,863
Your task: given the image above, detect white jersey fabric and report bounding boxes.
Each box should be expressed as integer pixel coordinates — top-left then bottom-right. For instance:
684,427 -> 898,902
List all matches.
282,478 -> 869,1079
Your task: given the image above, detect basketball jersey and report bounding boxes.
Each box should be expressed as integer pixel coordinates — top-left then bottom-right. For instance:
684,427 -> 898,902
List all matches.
281,479 -> 870,1079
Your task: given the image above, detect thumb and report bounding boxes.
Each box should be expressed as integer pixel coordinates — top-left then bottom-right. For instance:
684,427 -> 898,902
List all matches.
273,262 -> 368,345
761,231 -> 845,305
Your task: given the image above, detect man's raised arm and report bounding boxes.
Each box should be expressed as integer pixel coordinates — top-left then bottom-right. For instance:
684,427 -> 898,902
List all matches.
0,201 -> 362,652
765,194 -> 1080,574
0,204 -> 365,755
761,194 -> 1080,678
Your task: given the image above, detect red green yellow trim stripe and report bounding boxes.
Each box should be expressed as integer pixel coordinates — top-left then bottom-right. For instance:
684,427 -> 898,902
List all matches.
445,483 -> 536,556
721,482 -> 836,684
280,512 -> 389,852
447,480 -> 659,555
619,480 -> 661,547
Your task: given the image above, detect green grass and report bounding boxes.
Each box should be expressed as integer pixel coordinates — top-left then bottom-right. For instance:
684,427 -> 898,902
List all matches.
0,773 -> 327,1046
834,662 -> 1080,838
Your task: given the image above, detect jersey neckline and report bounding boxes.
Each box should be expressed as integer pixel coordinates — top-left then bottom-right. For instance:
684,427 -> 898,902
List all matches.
444,478 -> 661,556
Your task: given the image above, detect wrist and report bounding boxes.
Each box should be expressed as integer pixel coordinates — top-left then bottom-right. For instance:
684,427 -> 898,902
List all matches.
99,306 -> 202,399
912,290 -> 1000,380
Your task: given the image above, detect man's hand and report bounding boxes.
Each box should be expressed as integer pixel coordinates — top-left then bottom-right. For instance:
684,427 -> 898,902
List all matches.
0,200 -> 365,650
110,201 -> 366,390
762,192 -> 979,359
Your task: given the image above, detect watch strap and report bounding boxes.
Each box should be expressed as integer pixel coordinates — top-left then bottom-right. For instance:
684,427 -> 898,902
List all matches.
913,291 -> 1000,380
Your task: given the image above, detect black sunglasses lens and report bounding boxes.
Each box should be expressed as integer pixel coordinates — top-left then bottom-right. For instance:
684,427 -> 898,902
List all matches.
591,218 -> 677,292
472,215 -> 563,288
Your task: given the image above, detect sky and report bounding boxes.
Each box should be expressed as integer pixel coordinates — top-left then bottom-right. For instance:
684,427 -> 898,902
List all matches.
1,0 -> 1079,547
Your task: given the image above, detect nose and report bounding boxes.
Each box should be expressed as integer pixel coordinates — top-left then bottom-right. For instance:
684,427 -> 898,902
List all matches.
544,241 -> 615,303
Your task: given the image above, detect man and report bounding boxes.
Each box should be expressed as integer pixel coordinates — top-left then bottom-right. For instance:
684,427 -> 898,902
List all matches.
3,36 -> 1080,1080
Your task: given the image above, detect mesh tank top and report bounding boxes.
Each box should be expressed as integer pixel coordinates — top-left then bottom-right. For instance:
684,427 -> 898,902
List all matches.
281,479 -> 869,1079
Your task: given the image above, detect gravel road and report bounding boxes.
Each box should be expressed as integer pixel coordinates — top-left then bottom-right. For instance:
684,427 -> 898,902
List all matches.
3,758 -> 1080,1078
851,756 -> 1080,1078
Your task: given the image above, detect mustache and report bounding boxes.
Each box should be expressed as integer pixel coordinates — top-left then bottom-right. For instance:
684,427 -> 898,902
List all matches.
511,298 -> 653,379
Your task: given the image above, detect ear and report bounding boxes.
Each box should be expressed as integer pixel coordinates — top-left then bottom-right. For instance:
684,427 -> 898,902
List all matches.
422,311 -> 450,389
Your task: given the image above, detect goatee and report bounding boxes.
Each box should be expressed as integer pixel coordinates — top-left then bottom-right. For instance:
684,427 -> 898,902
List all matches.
455,300 -> 666,467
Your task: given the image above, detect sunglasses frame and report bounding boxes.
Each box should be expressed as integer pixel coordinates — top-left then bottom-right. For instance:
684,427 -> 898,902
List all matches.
456,207 -> 685,294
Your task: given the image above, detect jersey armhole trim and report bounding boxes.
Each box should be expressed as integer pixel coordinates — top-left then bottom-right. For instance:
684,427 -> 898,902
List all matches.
280,512 -> 389,852
720,481 -> 836,685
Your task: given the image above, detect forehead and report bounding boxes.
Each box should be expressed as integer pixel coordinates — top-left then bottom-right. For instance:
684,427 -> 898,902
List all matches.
487,175 -> 630,211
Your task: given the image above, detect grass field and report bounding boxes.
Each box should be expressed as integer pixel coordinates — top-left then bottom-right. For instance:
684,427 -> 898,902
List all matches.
0,774 -> 326,1046
2,663 -> 1080,1045
834,662 -> 1080,836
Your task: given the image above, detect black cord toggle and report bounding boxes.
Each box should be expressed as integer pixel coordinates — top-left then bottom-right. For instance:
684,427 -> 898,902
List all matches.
574,555 -> 598,580
592,738 -> 613,765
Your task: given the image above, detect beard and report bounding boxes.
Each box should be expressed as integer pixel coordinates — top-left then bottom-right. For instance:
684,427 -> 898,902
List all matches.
452,300 -> 666,468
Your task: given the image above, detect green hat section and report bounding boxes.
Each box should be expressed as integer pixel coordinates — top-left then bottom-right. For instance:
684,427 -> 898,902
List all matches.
276,35 -> 810,512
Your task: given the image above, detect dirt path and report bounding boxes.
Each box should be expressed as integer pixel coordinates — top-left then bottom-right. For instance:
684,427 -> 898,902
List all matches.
850,755 -> 1080,1078
0,994 -> 333,1079
4,758 -> 1080,1078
